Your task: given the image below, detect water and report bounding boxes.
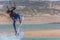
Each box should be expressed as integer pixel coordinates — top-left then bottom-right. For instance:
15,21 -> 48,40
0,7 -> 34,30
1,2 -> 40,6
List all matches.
0,24 -> 60,40
0,30 -> 24,40
0,34 -> 20,40
0,24 -> 60,30
22,38 -> 60,40
1,36 -> 60,40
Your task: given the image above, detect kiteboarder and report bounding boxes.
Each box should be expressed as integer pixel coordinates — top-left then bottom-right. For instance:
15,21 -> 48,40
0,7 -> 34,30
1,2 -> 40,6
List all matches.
6,2 -> 21,35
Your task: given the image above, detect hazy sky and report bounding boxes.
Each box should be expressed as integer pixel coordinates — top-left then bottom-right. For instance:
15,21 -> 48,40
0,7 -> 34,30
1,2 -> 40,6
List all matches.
0,0 -> 9,1
49,0 -> 60,1
0,0 -> 59,1
42,0 -> 60,1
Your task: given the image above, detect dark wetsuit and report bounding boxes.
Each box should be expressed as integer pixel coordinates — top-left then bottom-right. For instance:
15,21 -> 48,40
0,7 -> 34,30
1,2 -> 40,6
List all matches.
10,7 -> 21,35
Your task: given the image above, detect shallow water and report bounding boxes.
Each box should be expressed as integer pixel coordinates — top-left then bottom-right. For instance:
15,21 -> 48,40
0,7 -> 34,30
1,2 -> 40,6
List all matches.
0,24 -> 60,40
0,31 -> 24,40
0,34 -> 60,40
22,38 -> 60,40
0,24 -> 60,30
0,34 -> 20,40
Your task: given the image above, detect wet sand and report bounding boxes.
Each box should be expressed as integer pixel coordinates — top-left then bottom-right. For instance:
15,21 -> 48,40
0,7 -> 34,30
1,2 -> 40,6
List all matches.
24,29 -> 60,37
0,29 -> 60,37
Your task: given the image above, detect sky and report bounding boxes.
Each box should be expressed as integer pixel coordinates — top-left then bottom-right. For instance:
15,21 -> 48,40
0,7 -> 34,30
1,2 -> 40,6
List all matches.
49,0 -> 60,1
42,0 -> 60,1
0,0 -> 9,1
0,0 -> 59,1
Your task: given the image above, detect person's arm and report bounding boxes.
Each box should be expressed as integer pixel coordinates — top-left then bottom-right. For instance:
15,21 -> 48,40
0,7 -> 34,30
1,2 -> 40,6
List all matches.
11,2 -> 16,10
6,6 -> 11,14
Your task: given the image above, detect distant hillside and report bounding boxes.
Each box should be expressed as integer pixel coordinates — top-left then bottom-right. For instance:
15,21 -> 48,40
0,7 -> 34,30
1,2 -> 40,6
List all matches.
0,0 -> 60,6
0,1 -> 60,15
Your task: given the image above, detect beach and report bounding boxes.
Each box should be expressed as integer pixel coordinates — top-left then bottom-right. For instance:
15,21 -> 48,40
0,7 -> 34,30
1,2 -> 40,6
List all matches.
1,29 -> 60,37
24,29 -> 60,37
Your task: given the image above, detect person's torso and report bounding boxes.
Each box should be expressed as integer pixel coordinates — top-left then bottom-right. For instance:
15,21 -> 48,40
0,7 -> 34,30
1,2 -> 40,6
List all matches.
10,12 -> 20,19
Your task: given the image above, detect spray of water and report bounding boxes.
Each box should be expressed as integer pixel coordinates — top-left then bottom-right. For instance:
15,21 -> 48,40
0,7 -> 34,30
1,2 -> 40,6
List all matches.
0,34 -> 22,40
17,16 -> 24,37
0,17 -> 24,40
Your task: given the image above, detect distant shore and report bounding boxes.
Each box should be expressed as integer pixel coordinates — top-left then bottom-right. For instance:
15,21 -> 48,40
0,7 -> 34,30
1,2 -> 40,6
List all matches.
0,13 -> 60,24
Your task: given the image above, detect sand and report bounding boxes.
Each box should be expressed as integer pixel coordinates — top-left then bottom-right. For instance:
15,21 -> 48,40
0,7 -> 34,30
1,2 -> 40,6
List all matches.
1,29 -> 60,37
24,29 -> 60,37
1,13 -> 60,24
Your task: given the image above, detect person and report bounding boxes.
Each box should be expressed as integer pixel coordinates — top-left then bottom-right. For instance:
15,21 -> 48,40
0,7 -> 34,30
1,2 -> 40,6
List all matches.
6,2 -> 21,35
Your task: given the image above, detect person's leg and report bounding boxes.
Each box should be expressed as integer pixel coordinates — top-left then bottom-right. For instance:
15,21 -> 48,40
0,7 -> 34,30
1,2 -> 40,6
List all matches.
13,19 -> 17,35
19,17 -> 21,24
15,13 -> 21,24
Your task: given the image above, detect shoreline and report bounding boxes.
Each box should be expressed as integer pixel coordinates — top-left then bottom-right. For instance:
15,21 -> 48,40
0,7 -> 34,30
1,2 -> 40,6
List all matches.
1,29 -> 60,37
